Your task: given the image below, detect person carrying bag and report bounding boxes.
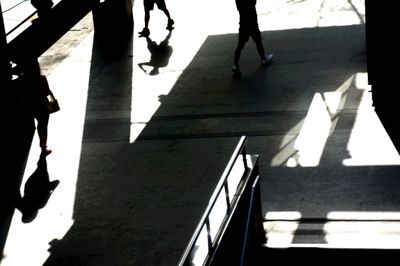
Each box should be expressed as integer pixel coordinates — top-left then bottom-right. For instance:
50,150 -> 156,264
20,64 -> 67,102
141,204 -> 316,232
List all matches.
18,59 -> 59,156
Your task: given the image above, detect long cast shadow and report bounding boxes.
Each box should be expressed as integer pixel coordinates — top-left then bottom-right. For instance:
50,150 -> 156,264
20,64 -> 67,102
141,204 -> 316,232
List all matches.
138,31 -> 173,76
42,17 -> 135,266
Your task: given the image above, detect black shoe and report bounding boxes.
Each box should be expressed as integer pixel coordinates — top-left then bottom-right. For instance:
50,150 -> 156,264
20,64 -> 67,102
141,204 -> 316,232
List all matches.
261,54 -> 274,66
21,209 -> 39,223
166,19 -> 174,30
40,147 -> 52,157
232,64 -> 241,74
139,28 -> 150,37
48,180 -> 60,193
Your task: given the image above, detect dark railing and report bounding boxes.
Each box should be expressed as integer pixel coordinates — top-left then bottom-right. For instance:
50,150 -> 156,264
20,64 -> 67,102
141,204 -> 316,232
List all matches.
179,136 -> 265,266
5,11 -> 36,38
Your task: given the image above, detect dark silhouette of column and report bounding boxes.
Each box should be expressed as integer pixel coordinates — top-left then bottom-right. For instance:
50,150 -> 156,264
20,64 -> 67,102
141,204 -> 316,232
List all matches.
92,0 -> 133,55
365,0 -> 400,111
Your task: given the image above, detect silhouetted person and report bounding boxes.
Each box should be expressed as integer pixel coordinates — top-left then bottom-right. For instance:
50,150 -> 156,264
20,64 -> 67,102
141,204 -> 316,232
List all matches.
16,155 -> 59,223
232,0 -> 273,74
18,60 -> 53,157
138,31 -> 173,75
31,0 -> 53,18
139,0 -> 174,37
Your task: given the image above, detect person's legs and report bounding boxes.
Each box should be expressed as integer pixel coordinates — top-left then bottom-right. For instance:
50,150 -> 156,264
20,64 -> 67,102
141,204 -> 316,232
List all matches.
251,28 -> 274,65
251,28 -> 266,59
234,40 -> 246,67
160,8 -> 174,29
255,40 -> 266,60
162,8 -> 174,30
165,10 -> 175,30
233,29 -> 249,72
156,0 -> 174,29
144,10 -> 150,29
139,10 -> 151,36
160,7 -> 171,20
140,0 -> 154,36
36,111 -> 51,156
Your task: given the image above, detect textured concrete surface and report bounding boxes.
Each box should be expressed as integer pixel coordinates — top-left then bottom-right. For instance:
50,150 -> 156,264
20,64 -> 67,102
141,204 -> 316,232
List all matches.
3,0 -> 400,265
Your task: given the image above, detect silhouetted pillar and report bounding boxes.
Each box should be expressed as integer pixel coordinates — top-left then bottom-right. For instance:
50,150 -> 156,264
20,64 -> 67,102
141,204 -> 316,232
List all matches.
0,3 -> 13,257
365,0 -> 400,111
92,0 -> 133,43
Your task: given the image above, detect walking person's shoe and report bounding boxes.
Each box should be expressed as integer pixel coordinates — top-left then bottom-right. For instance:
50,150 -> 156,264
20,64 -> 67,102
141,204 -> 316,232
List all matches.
166,19 -> 175,30
139,28 -> 150,37
48,180 -> 60,193
232,64 -> 241,75
261,54 -> 274,66
41,147 -> 52,157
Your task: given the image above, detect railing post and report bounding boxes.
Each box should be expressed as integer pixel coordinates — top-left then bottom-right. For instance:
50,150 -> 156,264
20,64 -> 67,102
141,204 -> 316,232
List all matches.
224,181 -> 231,213
206,218 -> 212,252
241,146 -> 248,170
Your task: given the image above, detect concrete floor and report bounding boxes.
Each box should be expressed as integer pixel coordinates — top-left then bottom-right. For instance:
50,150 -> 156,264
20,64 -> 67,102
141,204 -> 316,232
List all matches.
3,0 -> 400,265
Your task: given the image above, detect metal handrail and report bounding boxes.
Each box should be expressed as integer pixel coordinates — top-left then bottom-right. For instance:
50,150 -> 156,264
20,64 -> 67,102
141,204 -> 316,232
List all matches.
4,0 -> 62,38
178,135 -> 249,266
5,10 -> 37,37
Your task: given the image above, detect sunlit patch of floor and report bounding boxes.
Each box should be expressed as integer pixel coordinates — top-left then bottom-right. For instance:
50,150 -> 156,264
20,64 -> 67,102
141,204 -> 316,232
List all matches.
271,72 -> 400,168
257,0 -> 366,31
264,211 -> 400,249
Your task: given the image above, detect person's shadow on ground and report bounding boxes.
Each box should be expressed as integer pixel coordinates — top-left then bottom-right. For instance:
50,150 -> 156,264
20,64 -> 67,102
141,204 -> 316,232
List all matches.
16,155 -> 59,223
138,31 -> 173,76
